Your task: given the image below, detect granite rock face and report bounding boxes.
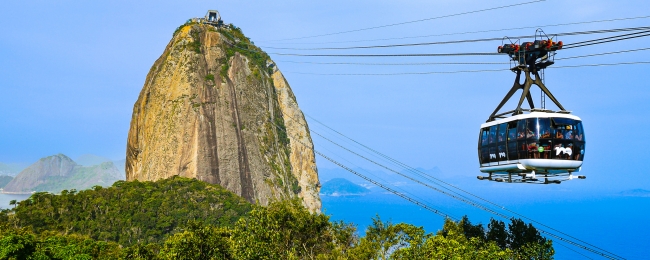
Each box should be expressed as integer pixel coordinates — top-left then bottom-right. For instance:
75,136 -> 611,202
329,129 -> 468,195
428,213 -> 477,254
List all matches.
126,23 -> 321,212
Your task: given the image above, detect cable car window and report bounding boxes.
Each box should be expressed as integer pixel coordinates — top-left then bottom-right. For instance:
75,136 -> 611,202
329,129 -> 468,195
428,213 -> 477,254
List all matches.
489,146 -> 497,163
552,118 -> 574,125
480,128 -> 489,146
517,119 -> 526,140
518,140 -> 528,159
552,118 -> 575,140
539,139 -> 552,159
526,118 -> 537,139
553,140 -> 574,160
538,118 -> 551,139
489,125 -> 497,144
497,123 -> 507,143
573,142 -> 585,161
507,121 -> 517,141
498,143 -> 507,161
527,141 -> 540,159
574,121 -> 585,141
481,147 -> 490,164
508,141 -> 518,160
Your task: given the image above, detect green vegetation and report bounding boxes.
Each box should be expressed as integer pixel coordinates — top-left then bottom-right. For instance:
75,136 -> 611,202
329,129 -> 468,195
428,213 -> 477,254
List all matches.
219,24 -> 274,76
1,191 -> 554,259
189,30 -> 202,54
0,176 -> 252,246
205,73 -> 215,82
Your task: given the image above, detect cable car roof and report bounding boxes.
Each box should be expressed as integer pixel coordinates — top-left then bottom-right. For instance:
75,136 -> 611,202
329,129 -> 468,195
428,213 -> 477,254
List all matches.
480,111 -> 582,128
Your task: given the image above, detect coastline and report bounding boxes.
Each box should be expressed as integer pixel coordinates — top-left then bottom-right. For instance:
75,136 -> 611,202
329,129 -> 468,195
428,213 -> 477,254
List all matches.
0,190 -> 33,195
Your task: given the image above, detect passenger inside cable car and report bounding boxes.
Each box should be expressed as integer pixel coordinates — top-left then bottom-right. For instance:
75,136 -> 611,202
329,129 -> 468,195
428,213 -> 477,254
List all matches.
478,117 -> 585,164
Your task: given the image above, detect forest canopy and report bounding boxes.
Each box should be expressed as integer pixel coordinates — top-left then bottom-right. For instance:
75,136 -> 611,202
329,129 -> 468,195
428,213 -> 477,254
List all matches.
0,177 -> 553,259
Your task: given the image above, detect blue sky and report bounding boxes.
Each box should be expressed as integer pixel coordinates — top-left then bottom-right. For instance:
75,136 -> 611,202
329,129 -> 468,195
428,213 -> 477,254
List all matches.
1,0 -> 649,192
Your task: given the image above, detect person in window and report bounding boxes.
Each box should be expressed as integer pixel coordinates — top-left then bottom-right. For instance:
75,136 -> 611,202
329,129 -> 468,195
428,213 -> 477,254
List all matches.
518,131 -> 525,139
541,130 -> 551,138
527,129 -> 535,139
555,130 -> 563,139
565,130 -> 573,140
528,143 -> 539,159
575,129 -> 583,141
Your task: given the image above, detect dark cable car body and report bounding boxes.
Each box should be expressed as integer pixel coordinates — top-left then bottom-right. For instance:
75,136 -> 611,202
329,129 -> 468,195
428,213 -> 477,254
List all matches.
477,30 -> 586,184
478,113 -> 585,181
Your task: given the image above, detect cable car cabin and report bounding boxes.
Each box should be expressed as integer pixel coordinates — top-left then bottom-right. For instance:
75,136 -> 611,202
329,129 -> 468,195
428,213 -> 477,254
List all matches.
478,112 -> 585,183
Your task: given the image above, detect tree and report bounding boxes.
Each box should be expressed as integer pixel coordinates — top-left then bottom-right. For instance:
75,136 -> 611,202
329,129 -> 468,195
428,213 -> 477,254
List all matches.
487,218 -> 508,249
159,221 -> 232,260
460,215 -> 486,241
0,226 -> 37,259
231,199 -> 344,259
347,216 -> 427,260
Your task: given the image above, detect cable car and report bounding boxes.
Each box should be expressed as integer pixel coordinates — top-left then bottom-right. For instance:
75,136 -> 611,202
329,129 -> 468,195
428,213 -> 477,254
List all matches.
477,30 -> 586,184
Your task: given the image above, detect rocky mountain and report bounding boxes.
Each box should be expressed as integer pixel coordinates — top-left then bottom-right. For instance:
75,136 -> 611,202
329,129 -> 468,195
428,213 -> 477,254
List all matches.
126,22 -> 320,212
2,154 -> 124,193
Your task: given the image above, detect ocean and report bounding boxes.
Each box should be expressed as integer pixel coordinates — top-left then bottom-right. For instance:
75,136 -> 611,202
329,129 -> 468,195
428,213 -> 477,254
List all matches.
321,191 -> 650,260
0,193 -> 31,210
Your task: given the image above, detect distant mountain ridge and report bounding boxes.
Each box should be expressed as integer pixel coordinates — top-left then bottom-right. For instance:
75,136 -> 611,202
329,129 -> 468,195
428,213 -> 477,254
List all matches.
321,178 -> 370,196
2,154 -> 124,193
619,189 -> 650,197
75,154 -> 113,166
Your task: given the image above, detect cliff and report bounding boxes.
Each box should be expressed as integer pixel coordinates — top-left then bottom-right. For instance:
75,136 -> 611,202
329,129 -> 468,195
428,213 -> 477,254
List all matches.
126,23 -> 321,212
2,154 -> 123,193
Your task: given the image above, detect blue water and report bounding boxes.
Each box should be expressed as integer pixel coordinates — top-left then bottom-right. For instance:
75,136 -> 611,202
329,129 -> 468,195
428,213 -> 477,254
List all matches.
0,193 -> 31,210
322,192 -> 650,260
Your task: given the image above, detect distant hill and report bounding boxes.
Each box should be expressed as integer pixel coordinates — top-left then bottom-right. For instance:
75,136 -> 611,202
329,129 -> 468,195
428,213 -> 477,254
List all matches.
619,189 -> 650,197
3,154 -> 124,193
75,154 -> 113,166
75,154 -> 126,179
112,158 -> 126,179
0,175 -> 13,189
321,178 -> 370,196
0,162 -> 27,177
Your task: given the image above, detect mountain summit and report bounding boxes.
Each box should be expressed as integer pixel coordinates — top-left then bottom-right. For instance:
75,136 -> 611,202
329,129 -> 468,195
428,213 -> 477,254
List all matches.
126,21 -> 320,212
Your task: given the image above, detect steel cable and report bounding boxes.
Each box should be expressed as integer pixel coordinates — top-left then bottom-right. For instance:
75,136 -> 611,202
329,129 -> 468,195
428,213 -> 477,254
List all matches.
263,0 -> 545,42
265,15 -> 650,45
262,26 -> 650,51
